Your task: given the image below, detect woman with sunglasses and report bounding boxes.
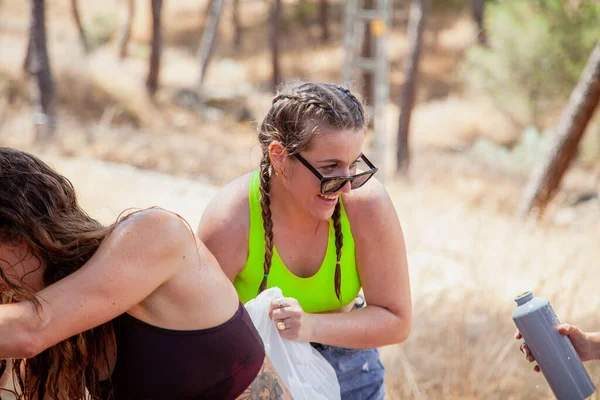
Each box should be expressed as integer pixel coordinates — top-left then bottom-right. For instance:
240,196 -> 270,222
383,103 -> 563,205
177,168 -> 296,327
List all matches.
197,82 -> 412,400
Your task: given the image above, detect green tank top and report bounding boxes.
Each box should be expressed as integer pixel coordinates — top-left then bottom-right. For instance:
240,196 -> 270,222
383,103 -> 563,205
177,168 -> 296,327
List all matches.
234,171 -> 361,313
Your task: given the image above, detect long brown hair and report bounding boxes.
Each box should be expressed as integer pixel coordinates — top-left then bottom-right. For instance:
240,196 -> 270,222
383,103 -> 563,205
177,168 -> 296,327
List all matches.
0,147 -> 118,399
256,82 -> 367,302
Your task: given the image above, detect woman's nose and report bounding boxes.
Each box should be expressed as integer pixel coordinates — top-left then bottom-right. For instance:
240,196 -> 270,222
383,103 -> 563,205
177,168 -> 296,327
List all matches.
340,180 -> 351,194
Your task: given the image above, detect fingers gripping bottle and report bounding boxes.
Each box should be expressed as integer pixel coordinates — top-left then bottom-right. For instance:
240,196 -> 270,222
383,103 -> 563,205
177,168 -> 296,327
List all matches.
512,291 -> 595,400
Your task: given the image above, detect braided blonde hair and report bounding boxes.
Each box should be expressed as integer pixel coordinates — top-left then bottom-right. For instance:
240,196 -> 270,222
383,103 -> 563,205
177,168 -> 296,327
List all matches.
256,82 -> 366,301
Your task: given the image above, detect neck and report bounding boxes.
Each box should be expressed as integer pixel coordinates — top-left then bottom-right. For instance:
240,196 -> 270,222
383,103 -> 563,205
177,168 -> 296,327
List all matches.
269,175 -> 324,232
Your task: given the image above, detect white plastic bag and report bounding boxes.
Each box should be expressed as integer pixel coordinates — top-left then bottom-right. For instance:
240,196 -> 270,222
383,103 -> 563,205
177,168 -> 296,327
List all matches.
245,287 -> 341,400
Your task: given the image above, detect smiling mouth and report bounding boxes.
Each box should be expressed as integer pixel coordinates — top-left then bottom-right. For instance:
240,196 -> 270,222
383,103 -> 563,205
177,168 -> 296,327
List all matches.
318,193 -> 338,202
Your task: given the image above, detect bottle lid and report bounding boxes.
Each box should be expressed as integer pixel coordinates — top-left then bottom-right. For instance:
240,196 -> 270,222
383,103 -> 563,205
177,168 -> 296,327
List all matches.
514,290 -> 533,305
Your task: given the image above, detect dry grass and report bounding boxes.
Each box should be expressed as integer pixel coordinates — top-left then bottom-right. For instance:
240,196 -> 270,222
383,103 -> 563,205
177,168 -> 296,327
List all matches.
381,164 -> 600,399
2,1 -> 600,399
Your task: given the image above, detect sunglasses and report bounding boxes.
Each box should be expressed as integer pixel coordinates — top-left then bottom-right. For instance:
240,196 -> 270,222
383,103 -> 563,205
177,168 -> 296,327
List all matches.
293,153 -> 378,195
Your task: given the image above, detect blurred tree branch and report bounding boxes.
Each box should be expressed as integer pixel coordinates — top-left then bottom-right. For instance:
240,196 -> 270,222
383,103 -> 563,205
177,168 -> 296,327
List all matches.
396,0 -> 428,174
71,0 -> 90,53
270,0 -> 282,92
197,0 -> 224,88
118,0 -> 135,59
519,41 -> 600,218
25,0 -> 57,140
471,0 -> 487,47
146,0 -> 163,96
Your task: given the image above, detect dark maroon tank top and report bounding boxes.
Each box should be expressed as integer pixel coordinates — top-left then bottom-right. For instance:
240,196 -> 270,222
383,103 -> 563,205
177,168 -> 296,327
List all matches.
107,302 -> 265,399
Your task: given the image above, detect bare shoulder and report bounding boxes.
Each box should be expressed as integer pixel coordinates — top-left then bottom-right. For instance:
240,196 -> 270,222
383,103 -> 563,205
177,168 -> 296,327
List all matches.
112,208 -> 197,261
342,177 -> 398,233
197,172 -> 252,239
196,172 -> 254,281
26,208 -> 199,354
119,208 -> 192,240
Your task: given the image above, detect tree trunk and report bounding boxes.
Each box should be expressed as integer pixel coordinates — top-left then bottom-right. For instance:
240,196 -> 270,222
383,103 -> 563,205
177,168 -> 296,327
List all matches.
396,0 -> 428,174
270,0 -> 282,92
519,41 -> 600,217
232,0 -> 242,50
23,32 -> 35,73
319,0 -> 330,44
471,0 -> 487,47
146,0 -> 163,96
71,0 -> 90,52
202,0 -> 214,16
360,0 -> 374,106
27,0 -> 57,140
118,0 -> 135,59
197,0 -> 224,87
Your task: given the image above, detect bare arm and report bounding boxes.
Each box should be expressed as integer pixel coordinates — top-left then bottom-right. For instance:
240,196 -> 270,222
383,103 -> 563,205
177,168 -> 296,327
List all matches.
553,325 -> 600,361
196,174 -> 251,282
584,331 -> 600,360
0,209 -> 196,358
304,179 -> 412,348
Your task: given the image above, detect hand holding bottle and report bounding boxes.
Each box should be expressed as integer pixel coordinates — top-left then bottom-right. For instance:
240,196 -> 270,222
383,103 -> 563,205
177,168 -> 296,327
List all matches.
516,324 -> 600,370
512,291 -> 596,400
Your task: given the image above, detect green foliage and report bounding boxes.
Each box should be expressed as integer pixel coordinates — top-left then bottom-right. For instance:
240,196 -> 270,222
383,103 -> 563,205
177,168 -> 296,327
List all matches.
294,1 -> 318,21
393,0 -> 463,11
87,13 -> 119,48
431,0 -> 466,13
462,0 -> 600,129
472,126 -> 554,173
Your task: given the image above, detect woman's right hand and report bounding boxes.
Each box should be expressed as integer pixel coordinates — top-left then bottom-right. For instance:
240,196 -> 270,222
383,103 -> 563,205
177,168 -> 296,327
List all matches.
515,324 -> 595,372
556,324 -> 596,362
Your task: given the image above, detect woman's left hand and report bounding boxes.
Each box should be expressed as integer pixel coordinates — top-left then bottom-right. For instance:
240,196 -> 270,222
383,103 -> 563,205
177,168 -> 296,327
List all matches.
269,297 -> 313,342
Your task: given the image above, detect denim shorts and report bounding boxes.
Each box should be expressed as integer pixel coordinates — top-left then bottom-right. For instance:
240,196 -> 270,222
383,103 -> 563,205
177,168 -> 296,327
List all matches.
313,344 -> 385,400
311,296 -> 386,400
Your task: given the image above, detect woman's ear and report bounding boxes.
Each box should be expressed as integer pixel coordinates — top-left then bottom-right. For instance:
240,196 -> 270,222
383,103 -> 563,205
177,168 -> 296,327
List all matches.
268,141 -> 288,175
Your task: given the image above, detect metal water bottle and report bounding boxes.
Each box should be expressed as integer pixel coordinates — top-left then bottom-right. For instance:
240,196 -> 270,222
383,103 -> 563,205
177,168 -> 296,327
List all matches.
512,291 -> 595,400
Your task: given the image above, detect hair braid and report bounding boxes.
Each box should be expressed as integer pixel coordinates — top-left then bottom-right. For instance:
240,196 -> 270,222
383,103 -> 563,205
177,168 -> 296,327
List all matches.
272,93 -> 345,129
332,201 -> 343,302
258,153 -> 274,294
332,84 -> 366,126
